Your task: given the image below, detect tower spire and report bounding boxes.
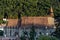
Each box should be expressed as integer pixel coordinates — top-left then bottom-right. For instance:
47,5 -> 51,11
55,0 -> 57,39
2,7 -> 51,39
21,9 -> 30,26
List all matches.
49,6 -> 54,17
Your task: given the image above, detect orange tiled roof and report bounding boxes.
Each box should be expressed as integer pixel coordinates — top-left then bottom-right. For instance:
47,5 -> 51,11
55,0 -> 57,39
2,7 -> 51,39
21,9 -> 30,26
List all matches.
21,17 -> 54,26
7,17 -> 54,27
7,19 -> 18,27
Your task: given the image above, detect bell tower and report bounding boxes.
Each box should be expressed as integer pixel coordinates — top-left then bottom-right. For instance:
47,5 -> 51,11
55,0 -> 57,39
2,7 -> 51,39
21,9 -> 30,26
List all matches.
49,6 -> 54,17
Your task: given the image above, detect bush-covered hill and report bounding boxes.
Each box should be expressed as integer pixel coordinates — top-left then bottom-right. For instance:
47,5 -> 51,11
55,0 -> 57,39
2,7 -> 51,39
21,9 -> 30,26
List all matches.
0,0 -> 60,18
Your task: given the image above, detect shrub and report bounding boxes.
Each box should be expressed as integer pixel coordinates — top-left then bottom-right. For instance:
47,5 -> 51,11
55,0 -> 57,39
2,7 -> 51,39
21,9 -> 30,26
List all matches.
38,35 -> 58,40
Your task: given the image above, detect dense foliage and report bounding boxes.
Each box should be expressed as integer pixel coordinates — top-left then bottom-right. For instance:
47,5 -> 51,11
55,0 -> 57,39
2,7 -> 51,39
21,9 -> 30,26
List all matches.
0,20 -> 7,24
52,17 -> 60,39
20,25 -> 36,40
0,0 -> 60,18
29,25 -> 36,40
38,35 -> 58,40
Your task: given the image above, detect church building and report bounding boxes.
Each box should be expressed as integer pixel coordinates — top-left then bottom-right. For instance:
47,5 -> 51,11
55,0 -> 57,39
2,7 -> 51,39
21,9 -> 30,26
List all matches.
0,7 -> 55,40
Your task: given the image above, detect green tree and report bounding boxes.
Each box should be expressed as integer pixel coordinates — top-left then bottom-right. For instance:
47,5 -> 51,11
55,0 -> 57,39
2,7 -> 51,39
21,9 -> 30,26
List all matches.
38,35 -> 58,40
20,31 -> 26,40
20,29 -> 28,40
0,0 -> 60,18
52,17 -> 60,39
29,25 -> 36,40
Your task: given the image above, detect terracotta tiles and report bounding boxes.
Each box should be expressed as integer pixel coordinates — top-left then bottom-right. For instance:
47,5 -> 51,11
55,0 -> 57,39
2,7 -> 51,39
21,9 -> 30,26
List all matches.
7,17 -> 54,27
